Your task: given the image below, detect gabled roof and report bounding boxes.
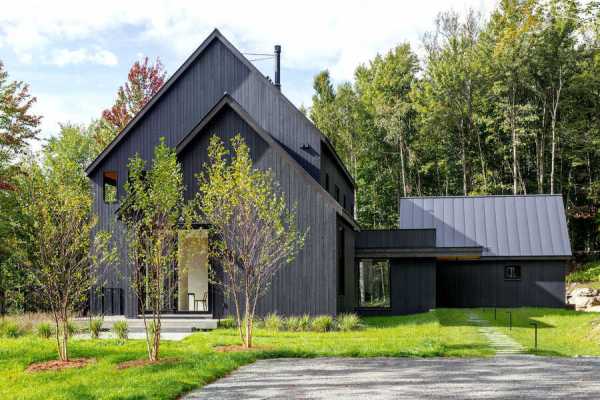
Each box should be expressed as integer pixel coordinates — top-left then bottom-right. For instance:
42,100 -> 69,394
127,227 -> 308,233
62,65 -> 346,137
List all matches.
399,195 -> 572,258
176,93 -> 359,230
85,29 -> 355,188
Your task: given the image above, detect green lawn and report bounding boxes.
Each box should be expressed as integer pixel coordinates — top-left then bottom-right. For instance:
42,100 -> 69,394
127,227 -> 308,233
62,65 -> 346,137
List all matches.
474,307 -> 600,356
0,309 -> 491,400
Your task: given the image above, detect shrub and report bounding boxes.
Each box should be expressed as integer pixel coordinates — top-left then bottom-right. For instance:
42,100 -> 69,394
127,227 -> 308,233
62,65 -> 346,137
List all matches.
37,322 -> 53,339
1,321 -> 23,338
337,313 -> 361,331
311,315 -> 334,332
112,320 -> 128,340
264,313 -> 283,331
567,261 -> 600,283
218,316 -> 237,329
89,318 -> 103,339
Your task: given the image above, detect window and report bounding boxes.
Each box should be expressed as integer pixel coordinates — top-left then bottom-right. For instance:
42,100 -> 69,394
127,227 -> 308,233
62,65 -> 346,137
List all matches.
325,173 -> 330,191
343,194 -> 347,210
504,265 -> 521,281
103,171 -> 118,204
334,185 -> 340,202
358,259 -> 391,308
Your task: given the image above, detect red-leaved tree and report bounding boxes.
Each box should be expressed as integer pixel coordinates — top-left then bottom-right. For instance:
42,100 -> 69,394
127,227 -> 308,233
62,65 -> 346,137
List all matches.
101,57 -> 166,134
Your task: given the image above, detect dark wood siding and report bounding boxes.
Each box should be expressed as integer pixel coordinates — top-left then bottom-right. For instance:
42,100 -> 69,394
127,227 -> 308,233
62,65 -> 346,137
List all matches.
320,144 -> 354,214
357,259 -> 436,316
436,260 -> 566,308
355,229 -> 436,249
336,217 -> 356,313
177,106 -> 338,316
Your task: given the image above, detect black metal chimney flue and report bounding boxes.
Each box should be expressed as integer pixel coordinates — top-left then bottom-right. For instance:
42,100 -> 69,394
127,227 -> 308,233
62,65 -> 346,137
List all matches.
274,45 -> 281,90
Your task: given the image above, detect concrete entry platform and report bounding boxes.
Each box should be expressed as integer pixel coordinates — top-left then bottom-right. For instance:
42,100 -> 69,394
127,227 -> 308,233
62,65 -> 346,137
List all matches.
77,314 -> 218,333
184,356 -> 600,399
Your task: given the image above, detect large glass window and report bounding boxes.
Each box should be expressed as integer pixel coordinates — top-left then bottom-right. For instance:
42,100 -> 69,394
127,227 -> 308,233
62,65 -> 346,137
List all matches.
358,259 -> 390,308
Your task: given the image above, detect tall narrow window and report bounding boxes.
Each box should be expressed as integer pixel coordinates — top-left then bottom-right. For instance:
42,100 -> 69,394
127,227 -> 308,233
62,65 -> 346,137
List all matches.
334,185 -> 340,202
103,171 -> 118,204
325,173 -> 330,191
343,194 -> 347,210
358,259 -> 390,308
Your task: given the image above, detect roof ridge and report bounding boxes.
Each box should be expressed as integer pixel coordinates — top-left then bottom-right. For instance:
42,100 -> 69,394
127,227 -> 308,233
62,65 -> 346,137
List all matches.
400,194 -> 563,199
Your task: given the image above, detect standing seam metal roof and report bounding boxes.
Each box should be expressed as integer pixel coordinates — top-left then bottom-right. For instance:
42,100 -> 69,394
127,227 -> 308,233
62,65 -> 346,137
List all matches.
399,195 -> 572,257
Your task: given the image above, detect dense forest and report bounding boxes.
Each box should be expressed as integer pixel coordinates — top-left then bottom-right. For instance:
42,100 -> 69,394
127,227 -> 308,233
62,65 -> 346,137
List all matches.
309,0 -> 600,256
1,0 -> 599,314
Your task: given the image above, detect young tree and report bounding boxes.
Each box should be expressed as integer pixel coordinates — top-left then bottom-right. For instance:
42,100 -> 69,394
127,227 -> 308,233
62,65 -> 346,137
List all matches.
20,161 -> 113,361
198,135 -> 306,348
120,138 -> 184,361
101,57 -> 166,138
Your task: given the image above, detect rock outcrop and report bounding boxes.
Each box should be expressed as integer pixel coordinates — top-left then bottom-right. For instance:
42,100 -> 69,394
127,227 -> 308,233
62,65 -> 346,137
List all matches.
567,284 -> 600,311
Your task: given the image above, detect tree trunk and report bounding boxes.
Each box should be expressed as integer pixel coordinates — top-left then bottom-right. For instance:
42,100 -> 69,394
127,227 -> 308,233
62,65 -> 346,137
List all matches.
460,120 -> 468,196
550,71 -> 563,195
511,94 -> 518,195
398,138 -> 407,197
244,294 -> 252,348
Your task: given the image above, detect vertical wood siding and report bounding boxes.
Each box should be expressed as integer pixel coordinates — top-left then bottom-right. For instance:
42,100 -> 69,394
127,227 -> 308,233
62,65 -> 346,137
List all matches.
436,260 -> 566,308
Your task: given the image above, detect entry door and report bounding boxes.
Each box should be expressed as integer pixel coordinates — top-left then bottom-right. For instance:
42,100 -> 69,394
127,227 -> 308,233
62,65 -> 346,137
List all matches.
177,229 -> 210,312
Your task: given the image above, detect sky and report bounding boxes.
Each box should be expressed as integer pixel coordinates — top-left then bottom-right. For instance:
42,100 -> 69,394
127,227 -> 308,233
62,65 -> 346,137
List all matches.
0,0 -> 497,145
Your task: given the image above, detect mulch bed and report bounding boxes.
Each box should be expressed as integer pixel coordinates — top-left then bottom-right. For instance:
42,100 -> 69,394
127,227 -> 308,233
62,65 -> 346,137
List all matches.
213,344 -> 272,353
117,357 -> 180,370
26,358 -> 95,372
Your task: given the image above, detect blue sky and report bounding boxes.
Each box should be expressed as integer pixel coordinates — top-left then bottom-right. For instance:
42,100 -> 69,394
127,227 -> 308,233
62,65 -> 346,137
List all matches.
0,0 -> 496,147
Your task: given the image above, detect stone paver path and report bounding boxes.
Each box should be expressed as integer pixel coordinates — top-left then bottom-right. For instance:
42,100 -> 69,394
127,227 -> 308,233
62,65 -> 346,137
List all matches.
468,313 -> 525,355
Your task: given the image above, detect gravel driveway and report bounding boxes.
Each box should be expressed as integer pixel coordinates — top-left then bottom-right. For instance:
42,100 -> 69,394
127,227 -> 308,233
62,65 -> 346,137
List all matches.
184,356 -> 600,399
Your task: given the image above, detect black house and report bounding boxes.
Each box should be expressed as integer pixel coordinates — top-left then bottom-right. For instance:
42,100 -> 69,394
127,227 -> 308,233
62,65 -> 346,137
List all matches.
86,30 -> 571,318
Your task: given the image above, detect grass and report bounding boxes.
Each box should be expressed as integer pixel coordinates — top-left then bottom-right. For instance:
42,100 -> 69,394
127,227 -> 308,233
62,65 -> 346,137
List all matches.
474,307 -> 600,356
0,309 -> 492,399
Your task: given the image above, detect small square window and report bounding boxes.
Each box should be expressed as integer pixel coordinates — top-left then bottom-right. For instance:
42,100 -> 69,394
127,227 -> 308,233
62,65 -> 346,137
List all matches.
504,265 -> 521,281
103,171 -> 118,204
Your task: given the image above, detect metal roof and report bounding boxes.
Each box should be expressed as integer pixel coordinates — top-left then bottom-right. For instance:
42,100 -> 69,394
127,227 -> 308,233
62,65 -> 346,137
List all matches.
399,195 -> 572,258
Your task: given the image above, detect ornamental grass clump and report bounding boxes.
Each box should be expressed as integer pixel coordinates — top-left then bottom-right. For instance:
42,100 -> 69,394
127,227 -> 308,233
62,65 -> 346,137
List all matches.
89,318 -> 103,339
1,321 -> 23,338
264,313 -> 283,332
218,316 -> 237,329
337,313 -> 361,331
285,316 -> 301,331
311,315 -> 334,332
112,320 -> 128,341
37,322 -> 53,339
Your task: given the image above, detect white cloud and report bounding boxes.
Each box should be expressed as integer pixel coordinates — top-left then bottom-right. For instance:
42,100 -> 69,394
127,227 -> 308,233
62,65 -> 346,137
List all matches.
3,0 -> 499,140
2,0 -> 497,76
48,48 -> 118,67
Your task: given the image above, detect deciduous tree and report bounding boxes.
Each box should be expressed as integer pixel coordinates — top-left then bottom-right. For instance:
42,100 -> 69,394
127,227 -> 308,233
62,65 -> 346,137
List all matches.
197,135 -> 306,348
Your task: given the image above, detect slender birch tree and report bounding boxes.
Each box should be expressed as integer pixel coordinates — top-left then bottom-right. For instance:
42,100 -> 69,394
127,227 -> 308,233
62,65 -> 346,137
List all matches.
197,135 -> 306,348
